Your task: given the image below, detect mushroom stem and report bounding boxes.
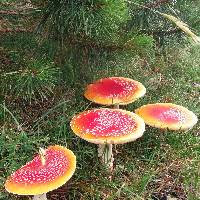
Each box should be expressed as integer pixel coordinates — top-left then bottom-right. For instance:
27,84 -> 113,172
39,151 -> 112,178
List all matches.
113,104 -> 119,109
98,144 -> 105,158
105,144 -> 114,170
98,144 -> 114,171
33,193 -> 47,200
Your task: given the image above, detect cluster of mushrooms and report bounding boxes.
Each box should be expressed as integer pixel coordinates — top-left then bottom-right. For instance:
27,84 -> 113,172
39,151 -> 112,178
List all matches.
5,77 -> 198,200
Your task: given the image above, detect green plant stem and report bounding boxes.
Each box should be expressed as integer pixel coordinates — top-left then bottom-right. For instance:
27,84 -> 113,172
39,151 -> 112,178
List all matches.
0,104 -> 22,131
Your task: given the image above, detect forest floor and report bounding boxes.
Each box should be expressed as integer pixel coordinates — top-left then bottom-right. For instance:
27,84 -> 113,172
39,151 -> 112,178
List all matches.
0,1 -> 200,200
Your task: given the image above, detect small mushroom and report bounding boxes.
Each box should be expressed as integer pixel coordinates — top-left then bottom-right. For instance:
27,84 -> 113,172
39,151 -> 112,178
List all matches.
84,77 -> 146,108
70,108 -> 145,170
135,103 -> 198,130
5,145 -> 76,200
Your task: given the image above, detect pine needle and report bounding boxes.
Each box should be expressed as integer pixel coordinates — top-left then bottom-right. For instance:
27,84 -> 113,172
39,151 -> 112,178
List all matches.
127,1 -> 200,44
159,12 -> 200,44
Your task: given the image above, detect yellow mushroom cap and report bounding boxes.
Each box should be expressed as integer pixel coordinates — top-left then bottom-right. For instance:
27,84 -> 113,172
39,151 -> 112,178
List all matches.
70,108 -> 145,144
84,77 -> 146,105
135,103 -> 198,130
5,145 -> 76,195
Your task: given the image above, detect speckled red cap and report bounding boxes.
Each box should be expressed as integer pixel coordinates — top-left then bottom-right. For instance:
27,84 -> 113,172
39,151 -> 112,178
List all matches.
135,103 -> 198,130
84,77 -> 146,105
70,108 -> 145,144
5,145 -> 76,195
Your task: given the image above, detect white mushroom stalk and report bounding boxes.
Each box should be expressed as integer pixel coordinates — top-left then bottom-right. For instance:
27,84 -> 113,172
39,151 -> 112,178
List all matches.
113,104 -> 120,109
98,144 -> 114,170
33,193 -> 47,200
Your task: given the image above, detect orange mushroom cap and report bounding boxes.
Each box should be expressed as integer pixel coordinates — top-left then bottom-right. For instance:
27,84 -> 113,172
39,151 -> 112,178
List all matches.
5,145 -> 76,195
70,108 -> 145,144
84,77 -> 146,105
135,103 -> 198,130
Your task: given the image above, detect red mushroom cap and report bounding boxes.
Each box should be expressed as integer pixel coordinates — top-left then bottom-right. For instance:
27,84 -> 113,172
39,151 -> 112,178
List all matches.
5,145 -> 76,195
70,108 -> 145,144
84,77 -> 146,105
135,103 -> 198,130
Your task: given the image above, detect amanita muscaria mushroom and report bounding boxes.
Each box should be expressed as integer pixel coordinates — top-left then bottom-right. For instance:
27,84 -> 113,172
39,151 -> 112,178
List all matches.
5,145 -> 76,200
84,77 -> 146,108
70,108 -> 145,170
135,103 -> 198,130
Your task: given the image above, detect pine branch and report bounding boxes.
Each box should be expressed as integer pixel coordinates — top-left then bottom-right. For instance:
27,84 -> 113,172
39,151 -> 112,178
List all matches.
160,12 -> 200,43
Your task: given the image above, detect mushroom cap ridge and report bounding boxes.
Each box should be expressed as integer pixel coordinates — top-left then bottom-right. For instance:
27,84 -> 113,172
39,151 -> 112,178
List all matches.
135,103 -> 198,130
70,108 -> 145,144
84,77 -> 146,105
5,145 -> 76,195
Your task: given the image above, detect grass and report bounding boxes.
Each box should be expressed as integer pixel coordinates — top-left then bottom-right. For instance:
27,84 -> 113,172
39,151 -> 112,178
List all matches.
0,6 -> 200,200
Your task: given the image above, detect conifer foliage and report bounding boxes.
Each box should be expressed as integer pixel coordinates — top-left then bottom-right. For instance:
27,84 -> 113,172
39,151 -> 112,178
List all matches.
0,1 -> 200,200
38,0 -> 129,43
